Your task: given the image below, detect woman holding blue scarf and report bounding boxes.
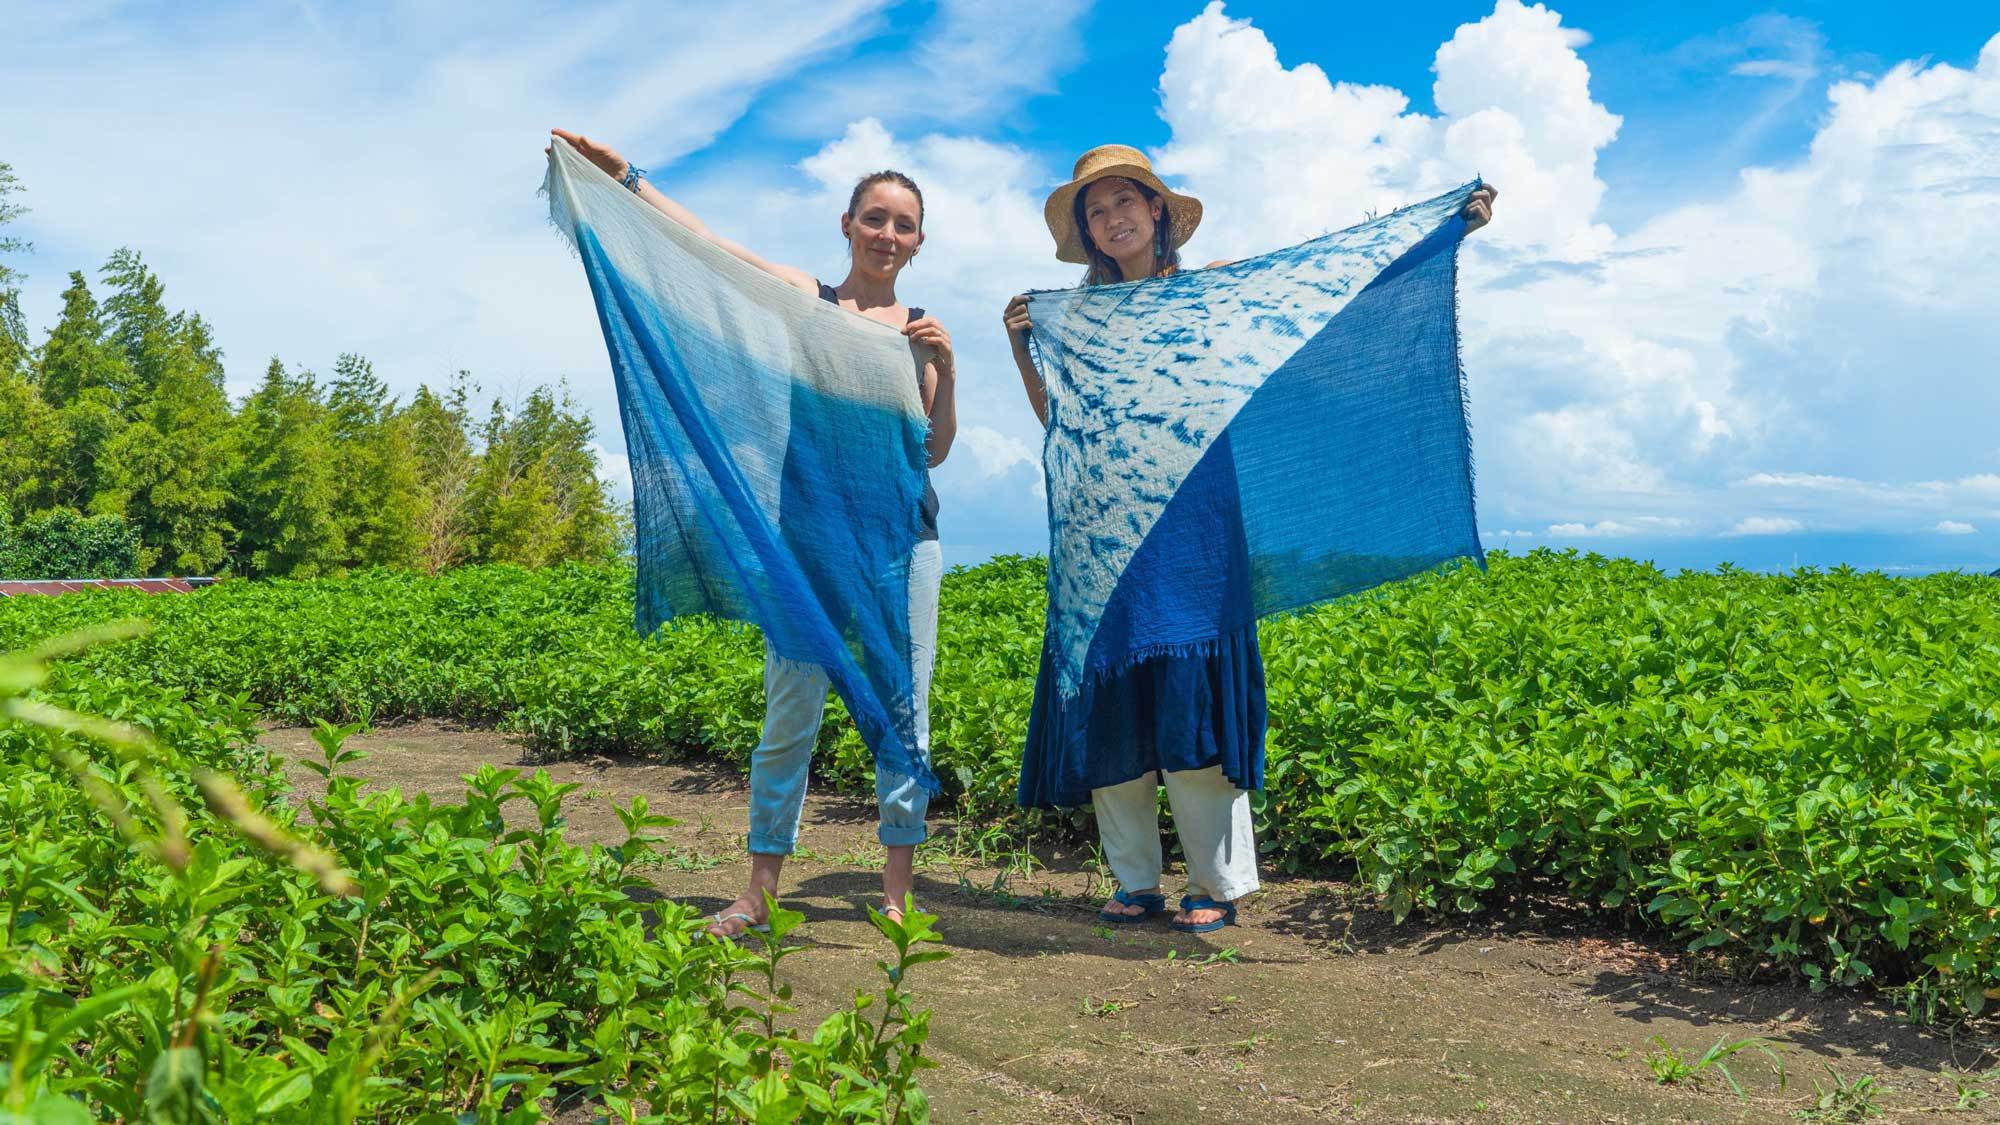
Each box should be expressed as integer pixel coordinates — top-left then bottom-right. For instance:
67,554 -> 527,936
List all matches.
549,129 -> 957,939
1005,145 -> 1495,933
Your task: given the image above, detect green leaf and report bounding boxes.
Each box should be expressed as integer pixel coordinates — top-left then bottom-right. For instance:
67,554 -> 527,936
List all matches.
144,1046 -> 208,1125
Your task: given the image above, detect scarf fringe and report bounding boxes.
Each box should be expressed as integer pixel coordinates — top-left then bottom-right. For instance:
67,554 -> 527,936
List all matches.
1455,176 -> 1486,570
540,151 -> 584,262
1055,620 -> 1260,703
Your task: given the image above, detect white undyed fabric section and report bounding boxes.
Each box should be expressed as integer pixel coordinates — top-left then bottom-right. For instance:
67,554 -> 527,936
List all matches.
544,140 -> 926,512
1091,766 -> 1259,903
746,539 -> 943,852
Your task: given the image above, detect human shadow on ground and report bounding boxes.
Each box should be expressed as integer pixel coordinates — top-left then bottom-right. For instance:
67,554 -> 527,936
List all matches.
1260,876 -> 1999,1081
760,869 -> 1304,967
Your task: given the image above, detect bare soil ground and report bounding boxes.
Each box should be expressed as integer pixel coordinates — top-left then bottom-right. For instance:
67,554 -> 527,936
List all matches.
266,721 -> 1999,1124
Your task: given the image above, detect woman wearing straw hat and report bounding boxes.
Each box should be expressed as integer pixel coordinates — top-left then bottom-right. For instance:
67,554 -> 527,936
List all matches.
1004,144 -> 1495,933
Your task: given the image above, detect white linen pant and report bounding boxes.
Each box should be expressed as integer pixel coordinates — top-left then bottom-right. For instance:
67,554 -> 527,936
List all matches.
1092,766 -> 1259,903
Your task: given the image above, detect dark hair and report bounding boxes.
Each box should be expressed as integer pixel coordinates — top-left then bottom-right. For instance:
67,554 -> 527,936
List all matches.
1075,176 -> 1179,286
847,170 -> 924,230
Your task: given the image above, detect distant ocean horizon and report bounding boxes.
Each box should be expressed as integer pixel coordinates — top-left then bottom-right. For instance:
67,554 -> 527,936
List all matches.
937,531 -> 2000,578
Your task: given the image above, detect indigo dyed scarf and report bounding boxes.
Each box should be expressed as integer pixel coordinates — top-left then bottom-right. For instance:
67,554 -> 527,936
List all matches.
544,141 -> 937,791
1025,181 -> 1486,700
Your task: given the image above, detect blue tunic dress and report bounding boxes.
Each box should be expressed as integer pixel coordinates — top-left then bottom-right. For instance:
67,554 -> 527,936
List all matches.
1018,431 -> 1269,809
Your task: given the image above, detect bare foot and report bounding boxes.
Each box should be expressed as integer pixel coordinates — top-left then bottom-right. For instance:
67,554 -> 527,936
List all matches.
1172,903 -> 1229,927
1100,887 -> 1160,920
882,844 -> 916,926
705,895 -> 768,939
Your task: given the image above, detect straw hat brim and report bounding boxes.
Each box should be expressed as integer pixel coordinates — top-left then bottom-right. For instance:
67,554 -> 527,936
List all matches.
1043,163 -> 1204,266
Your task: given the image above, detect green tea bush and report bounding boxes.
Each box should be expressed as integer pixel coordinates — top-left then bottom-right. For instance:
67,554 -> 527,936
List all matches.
0,633 -> 944,1122
1256,553 -> 2000,1018
0,508 -> 142,580
3,550 -> 1997,1016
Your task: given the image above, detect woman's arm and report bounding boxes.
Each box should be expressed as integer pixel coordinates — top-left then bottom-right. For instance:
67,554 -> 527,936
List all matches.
905,316 -> 957,466
550,128 -> 818,295
1002,294 -> 1048,428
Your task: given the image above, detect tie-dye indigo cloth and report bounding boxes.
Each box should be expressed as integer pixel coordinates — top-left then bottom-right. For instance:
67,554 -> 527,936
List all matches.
543,141 -> 938,792
1024,181 -> 1486,704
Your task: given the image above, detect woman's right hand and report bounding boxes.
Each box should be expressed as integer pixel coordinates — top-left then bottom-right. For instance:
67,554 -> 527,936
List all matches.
1003,293 -> 1033,338
548,128 -> 630,181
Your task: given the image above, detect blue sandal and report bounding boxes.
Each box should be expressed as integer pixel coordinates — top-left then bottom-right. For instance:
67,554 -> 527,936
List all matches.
1171,895 -> 1237,934
1098,888 -> 1166,924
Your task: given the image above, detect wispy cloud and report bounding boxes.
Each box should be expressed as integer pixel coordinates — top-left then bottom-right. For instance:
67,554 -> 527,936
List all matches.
1729,516 -> 1806,536
1550,521 -> 1636,537
1731,59 -> 1818,81
761,0 -> 1094,134
1548,516 -> 1690,538
5,0 -> 889,418
1735,472 -> 2000,522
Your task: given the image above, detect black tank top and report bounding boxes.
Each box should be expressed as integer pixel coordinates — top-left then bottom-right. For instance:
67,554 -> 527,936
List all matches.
818,282 -> 940,542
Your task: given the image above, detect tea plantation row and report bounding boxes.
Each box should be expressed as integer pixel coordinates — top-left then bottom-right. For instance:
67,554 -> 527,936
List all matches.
4,550 -> 1997,1018
1,638 -> 944,1121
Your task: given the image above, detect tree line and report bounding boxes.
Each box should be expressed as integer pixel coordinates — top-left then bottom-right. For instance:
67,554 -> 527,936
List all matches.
0,162 -> 622,579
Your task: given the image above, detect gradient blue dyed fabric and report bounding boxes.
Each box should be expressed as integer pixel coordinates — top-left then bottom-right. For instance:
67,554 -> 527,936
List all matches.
1025,181 -> 1486,703
544,142 -> 937,792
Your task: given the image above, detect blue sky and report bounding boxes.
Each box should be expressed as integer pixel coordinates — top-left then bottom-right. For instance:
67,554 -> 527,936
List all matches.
6,1 -> 1998,574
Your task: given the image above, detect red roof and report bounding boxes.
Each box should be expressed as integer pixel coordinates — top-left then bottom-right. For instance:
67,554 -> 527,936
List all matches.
0,577 -> 217,598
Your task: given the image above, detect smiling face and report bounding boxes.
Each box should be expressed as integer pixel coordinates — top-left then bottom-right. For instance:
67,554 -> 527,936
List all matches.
841,180 -> 924,282
1081,176 -> 1163,265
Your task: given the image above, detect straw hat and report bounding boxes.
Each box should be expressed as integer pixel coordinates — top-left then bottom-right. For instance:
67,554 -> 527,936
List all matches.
1043,144 -> 1204,265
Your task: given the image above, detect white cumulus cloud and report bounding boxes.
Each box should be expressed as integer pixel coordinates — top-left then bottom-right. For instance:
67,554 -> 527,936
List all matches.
1145,2 -> 2000,546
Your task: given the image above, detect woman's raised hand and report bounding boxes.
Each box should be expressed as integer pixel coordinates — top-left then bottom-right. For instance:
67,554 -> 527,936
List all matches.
1463,185 -> 1499,232
905,316 -> 955,375
548,128 -> 631,181
1003,294 -> 1033,338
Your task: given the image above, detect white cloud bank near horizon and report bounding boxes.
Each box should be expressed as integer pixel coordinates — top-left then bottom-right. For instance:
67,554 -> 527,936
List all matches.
1144,1 -> 2000,547
5,1 -> 1996,563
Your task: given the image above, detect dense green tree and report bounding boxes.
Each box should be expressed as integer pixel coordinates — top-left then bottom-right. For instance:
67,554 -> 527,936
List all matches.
29,274 -> 133,512
0,162 -> 30,379
0,506 -> 140,579
406,376 -> 478,574
326,352 -> 421,569
4,217 -> 619,579
464,386 -> 618,568
0,292 -> 25,384
100,248 -> 175,402
83,248 -> 235,572
37,272 -> 131,412
50,394 -> 126,515
0,370 -> 63,518
98,333 -> 234,574
227,359 -> 344,577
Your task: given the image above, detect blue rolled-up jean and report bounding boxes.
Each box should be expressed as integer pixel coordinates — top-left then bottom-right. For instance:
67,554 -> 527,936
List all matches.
747,539 -> 942,853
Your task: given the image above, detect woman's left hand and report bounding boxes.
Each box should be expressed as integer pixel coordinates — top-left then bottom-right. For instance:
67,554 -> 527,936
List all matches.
905,316 -> 954,376
1463,185 -> 1499,232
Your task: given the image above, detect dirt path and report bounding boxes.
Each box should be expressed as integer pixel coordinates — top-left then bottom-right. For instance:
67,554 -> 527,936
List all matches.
266,722 -> 1998,1123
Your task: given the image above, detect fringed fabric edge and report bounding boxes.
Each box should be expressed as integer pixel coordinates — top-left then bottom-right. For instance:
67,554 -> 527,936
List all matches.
1455,176 -> 1487,572
1058,620 -> 1261,703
